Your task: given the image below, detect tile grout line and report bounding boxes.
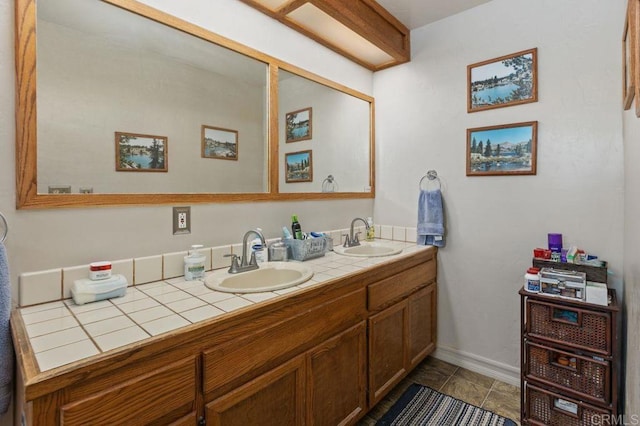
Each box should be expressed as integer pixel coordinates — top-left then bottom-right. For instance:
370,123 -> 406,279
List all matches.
479,380 -> 497,408
438,366 -> 459,391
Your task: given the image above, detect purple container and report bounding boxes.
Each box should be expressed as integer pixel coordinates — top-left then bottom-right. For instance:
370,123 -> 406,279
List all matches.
548,233 -> 563,253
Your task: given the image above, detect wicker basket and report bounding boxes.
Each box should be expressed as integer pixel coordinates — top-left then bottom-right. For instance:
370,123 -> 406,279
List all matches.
525,341 -> 610,404
284,236 -> 329,261
527,299 -> 611,355
525,383 -> 610,426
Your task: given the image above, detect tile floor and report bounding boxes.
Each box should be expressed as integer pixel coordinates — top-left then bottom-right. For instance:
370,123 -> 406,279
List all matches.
358,356 -> 521,425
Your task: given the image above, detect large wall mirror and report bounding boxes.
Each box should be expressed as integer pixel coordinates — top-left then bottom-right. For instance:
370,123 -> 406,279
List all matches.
15,0 -> 375,208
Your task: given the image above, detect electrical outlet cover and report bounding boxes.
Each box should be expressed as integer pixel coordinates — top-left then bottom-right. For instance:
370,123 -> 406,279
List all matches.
173,206 -> 191,234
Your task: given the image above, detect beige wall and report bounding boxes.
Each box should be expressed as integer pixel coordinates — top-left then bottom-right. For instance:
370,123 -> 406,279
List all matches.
373,0 -> 626,384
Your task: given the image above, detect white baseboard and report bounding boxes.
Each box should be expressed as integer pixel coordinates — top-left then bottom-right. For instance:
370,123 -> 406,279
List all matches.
433,345 -> 520,387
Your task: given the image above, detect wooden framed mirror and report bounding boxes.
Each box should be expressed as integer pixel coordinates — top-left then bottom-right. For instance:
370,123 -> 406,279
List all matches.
15,0 -> 374,209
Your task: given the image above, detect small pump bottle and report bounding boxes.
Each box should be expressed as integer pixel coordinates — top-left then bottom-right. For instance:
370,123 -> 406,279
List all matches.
184,244 -> 206,280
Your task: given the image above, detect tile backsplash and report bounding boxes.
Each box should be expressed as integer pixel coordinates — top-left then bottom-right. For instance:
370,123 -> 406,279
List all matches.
18,225 -> 418,307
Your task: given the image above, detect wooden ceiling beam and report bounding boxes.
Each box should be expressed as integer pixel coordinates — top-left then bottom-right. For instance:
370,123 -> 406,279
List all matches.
239,0 -> 410,71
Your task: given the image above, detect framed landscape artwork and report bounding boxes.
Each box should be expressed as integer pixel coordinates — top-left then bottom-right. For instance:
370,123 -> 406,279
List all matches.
285,150 -> 313,183
201,125 -> 238,160
286,107 -> 312,142
115,132 -> 168,172
468,48 -> 538,113
466,121 -> 538,176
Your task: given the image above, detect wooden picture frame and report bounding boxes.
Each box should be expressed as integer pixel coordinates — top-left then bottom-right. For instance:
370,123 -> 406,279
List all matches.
285,107 -> 312,142
624,0 -> 637,110
115,132 -> 168,172
634,0 -> 640,116
466,121 -> 538,176
467,48 -> 538,113
201,125 -> 239,160
285,150 -> 313,183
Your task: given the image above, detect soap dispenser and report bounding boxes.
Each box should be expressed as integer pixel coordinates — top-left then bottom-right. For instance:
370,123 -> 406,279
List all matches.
184,244 -> 206,280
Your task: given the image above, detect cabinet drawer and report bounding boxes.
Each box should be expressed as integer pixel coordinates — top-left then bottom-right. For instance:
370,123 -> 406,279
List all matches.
526,299 -> 611,355
525,341 -> 610,405
60,356 -> 196,425
368,259 -> 435,311
525,382 -> 610,426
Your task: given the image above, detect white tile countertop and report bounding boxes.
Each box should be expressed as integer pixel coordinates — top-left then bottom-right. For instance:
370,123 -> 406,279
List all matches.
17,241 -> 427,372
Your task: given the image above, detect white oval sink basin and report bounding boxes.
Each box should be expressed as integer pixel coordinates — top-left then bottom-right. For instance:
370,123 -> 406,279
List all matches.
204,262 -> 313,293
334,241 -> 403,257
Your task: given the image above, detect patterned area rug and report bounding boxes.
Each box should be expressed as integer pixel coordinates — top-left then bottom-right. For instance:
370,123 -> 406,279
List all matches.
376,383 -> 517,426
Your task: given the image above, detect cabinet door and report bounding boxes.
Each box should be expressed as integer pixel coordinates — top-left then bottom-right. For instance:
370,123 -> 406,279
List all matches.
307,321 -> 367,426
368,300 -> 408,406
206,355 -> 305,426
408,284 -> 437,368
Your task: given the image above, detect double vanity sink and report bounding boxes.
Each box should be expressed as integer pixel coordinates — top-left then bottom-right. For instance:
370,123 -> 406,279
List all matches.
205,241 -> 403,293
13,230 -> 435,426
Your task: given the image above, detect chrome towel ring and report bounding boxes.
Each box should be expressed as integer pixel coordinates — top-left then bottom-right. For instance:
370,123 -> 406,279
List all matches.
419,170 -> 441,191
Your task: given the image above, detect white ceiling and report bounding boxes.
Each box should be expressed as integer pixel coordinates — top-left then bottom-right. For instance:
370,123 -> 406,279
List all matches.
376,0 -> 493,30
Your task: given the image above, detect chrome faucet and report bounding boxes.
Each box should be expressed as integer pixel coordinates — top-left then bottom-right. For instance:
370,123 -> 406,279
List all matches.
226,228 -> 266,274
343,217 -> 370,247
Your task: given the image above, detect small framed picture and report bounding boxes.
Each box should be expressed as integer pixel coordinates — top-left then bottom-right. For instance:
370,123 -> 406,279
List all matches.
286,107 -> 312,143
201,125 -> 238,160
468,48 -> 538,113
624,0 -> 637,110
466,121 -> 538,176
115,132 -> 168,172
285,150 -> 313,183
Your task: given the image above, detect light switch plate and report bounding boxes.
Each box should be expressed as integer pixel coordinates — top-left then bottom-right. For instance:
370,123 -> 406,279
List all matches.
173,206 -> 191,235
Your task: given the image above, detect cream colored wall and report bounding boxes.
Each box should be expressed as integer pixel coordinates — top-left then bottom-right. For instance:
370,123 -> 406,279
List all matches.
0,2 -> 373,422
373,0 -> 626,383
623,107 -> 640,415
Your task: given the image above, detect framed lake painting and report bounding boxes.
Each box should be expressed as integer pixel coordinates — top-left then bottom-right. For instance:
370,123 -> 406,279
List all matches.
466,121 -> 538,176
285,150 -> 313,183
115,132 -> 168,172
468,48 -> 538,113
201,125 -> 238,160
286,107 -> 312,143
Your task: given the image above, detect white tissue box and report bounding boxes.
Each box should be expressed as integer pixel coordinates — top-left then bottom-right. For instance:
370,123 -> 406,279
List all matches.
586,281 -> 608,306
71,274 -> 128,305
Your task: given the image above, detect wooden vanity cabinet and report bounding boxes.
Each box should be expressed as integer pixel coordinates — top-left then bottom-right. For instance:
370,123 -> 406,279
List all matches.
13,247 -> 437,426
206,321 -> 367,426
367,259 -> 437,406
